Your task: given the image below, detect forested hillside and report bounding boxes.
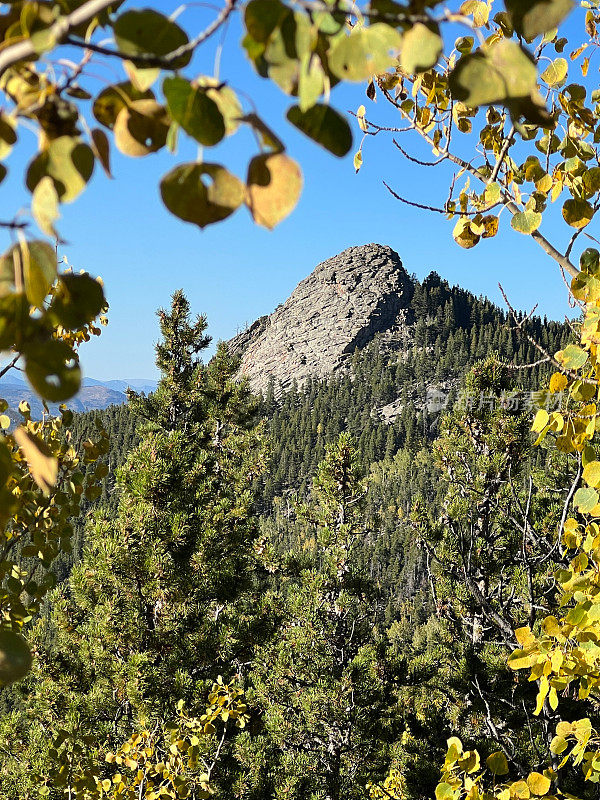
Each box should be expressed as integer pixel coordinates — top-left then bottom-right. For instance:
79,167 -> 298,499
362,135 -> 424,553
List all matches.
63,270 -> 571,622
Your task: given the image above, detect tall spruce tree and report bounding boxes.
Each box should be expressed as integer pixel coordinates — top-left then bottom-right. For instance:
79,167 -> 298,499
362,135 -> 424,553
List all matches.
239,433 -> 400,800
0,291 -> 266,798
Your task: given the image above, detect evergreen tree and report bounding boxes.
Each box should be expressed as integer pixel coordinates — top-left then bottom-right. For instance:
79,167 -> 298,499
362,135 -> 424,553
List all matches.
0,291 -> 265,797
241,434 -> 399,800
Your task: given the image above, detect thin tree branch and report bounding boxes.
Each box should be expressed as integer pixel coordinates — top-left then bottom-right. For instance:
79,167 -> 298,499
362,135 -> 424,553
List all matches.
64,0 -> 237,68
0,0 -> 117,78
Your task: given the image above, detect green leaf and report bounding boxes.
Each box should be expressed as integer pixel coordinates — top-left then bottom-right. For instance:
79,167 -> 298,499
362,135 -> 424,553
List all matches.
23,241 -> 57,308
0,628 -> 32,684
113,100 -> 169,157
92,82 -> 155,130
244,0 -> 288,43
550,735 -> 568,754
400,22 -> 443,74
298,55 -> 324,112
196,79 -> 243,136
50,273 -> 106,329
511,210 -> 542,234
556,343 -> 588,369
160,163 -> 245,229
505,0 -> 574,39
574,487 -> 599,513
486,751 -> 509,775
0,240 -> 56,308
113,9 -> 191,69
329,24 -> 402,82
26,137 -> 94,203
163,77 -> 225,147
582,167 -> 600,198
24,339 -> 81,402
449,39 -> 538,106
435,783 -> 455,800
563,198 -> 594,228
286,104 -> 352,156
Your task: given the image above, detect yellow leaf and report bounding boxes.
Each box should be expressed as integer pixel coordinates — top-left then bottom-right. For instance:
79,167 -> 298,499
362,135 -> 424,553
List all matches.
532,409 -> 549,433
583,460 -> 600,488
13,427 -> 57,494
527,772 -> 551,796
246,153 -> 303,229
549,373 -> 568,393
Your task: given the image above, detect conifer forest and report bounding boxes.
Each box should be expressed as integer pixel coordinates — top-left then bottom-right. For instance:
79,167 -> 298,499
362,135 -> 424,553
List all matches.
4,1 -> 600,799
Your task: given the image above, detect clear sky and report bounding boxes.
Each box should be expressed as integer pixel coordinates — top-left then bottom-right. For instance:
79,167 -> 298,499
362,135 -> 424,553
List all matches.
0,3 -> 588,380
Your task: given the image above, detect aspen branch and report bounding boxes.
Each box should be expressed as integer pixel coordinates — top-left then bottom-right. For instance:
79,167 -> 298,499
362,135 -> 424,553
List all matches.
64,0 -> 237,68
380,89 -> 580,279
0,0 -> 117,78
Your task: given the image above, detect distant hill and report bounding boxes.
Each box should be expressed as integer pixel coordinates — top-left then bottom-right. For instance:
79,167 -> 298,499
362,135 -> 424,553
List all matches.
0,374 -> 157,421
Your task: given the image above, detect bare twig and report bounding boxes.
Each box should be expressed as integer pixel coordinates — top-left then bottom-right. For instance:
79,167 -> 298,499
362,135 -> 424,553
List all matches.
64,0 -> 237,68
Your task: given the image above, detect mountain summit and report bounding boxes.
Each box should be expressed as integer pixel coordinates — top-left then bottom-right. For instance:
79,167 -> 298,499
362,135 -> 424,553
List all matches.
229,244 -> 413,393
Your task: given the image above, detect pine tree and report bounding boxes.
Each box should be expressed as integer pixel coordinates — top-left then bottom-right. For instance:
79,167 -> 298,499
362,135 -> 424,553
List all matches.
0,291 -> 266,797
241,434 -> 399,800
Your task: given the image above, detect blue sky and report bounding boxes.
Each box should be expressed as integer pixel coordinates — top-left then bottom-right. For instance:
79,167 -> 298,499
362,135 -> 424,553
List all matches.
0,3 -> 589,380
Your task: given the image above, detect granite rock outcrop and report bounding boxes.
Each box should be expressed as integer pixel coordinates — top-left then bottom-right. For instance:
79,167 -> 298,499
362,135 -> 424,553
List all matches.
229,244 -> 414,394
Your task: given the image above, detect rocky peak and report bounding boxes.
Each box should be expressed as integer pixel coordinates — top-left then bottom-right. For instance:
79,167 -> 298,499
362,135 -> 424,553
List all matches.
229,244 -> 414,394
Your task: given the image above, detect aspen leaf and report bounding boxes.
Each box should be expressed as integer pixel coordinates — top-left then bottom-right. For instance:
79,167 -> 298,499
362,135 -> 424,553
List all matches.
123,60 -> 159,93
583,461 -> 600,488
542,615 -> 561,636
507,649 -> 533,669
26,137 -> 94,203
0,629 -> 32,685
549,373 -> 568,393
163,77 -> 225,147
400,23 -> 443,74
449,40 -> 537,107
556,344 -> 587,369
452,217 -> 480,249
244,0 -> 288,43
574,487 -> 599,513
527,773 -> 551,796
113,100 -> 170,157
582,167 -> 600,197
114,10 -> 191,69
354,150 -> 363,173
562,198 -> 594,228
196,79 -> 243,136
541,58 -> 568,86
160,163 -> 245,228
486,751 -> 509,775
506,0 -> 574,39
13,426 -> 58,493
435,783 -> 454,800
511,210 -> 542,234
246,153 -> 302,228
550,735 -> 568,754
481,214 -> 499,238
286,104 -> 352,156
329,24 -> 402,82
50,273 -> 105,329
532,409 -> 549,432
91,129 -> 112,178
93,82 -> 155,130
32,176 -> 60,238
